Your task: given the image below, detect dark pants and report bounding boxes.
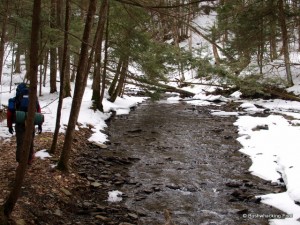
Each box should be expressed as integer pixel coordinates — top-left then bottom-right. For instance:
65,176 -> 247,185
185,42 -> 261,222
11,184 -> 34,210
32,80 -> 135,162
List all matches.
15,123 -> 35,163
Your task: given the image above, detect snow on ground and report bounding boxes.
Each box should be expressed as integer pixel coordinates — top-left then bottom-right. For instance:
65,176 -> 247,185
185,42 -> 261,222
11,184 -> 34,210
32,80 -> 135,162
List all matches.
0,72 -> 147,144
169,80 -> 300,225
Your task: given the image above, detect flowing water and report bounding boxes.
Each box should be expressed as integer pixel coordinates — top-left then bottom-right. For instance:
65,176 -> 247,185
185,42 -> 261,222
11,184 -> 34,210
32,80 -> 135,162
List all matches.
107,100 -> 283,225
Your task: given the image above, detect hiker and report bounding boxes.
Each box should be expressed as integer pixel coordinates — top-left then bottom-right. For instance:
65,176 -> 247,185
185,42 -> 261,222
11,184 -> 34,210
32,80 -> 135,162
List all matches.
7,83 -> 43,165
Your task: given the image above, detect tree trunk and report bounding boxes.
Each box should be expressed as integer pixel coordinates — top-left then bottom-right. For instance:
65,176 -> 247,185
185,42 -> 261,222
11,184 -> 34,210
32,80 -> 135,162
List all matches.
108,58 -> 122,96
91,0 -> 108,107
50,0 -> 70,154
110,57 -> 128,102
0,0 -> 41,221
297,0 -> 300,51
70,52 -> 78,82
50,0 -> 57,93
14,44 -> 21,73
56,0 -> 64,73
98,0 -> 110,112
57,0 -> 97,171
43,50 -> 49,87
0,0 -> 8,85
269,23 -> 278,61
63,53 -> 72,98
278,0 -> 293,86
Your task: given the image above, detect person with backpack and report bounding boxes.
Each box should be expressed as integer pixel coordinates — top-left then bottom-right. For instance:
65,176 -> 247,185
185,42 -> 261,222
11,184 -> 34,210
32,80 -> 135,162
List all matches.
7,83 -> 43,165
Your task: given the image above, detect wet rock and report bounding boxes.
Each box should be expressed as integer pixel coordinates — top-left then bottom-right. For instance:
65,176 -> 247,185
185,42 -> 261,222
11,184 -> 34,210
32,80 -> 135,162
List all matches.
128,157 -> 140,161
226,181 -> 243,188
115,180 -> 125,185
105,156 -> 132,165
143,189 -> 154,194
100,175 -> 111,179
83,201 -> 93,208
153,187 -> 161,192
127,213 -> 139,219
135,196 -> 146,201
244,182 -> 254,188
253,197 -> 262,204
231,189 -> 244,198
230,189 -> 256,202
127,129 -> 142,133
224,135 -> 233,139
211,128 -> 224,133
186,187 -> 197,192
126,180 -> 138,185
252,124 -> 269,131
78,171 -> 87,177
164,157 -> 173,161
166,184 -> 181,190
236,209 -> 248,215
87,176 -> 96,181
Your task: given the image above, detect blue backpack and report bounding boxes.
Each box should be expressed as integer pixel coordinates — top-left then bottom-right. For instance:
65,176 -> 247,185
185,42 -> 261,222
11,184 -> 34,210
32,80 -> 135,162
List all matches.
8,83 -> 30,112
8,83 -> 44,125
16,83 -> 29,112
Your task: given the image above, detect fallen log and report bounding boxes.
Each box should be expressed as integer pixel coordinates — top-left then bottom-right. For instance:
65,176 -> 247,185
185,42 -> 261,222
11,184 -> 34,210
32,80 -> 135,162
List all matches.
263,86 -> 300,102
125,75 -> 195,98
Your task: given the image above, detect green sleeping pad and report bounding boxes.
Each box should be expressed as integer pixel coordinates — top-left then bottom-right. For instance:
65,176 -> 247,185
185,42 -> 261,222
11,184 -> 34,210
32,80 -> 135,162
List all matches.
15,111 -> 44,125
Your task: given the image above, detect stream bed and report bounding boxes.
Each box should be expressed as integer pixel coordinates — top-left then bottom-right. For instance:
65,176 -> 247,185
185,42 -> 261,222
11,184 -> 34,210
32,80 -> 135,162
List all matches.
106,100 -> 283,225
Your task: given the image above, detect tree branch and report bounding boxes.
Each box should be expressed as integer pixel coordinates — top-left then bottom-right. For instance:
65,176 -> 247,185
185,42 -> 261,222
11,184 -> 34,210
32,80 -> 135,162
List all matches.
114,0 -> 216,9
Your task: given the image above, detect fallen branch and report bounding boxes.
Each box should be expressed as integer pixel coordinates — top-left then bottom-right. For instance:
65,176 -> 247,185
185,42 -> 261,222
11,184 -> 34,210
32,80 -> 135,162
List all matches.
126,74 -> 195,97
264,86 -> 300,102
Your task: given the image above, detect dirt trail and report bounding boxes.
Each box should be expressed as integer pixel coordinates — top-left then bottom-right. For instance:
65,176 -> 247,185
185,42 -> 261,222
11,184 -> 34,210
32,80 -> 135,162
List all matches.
106,100 -> 283,225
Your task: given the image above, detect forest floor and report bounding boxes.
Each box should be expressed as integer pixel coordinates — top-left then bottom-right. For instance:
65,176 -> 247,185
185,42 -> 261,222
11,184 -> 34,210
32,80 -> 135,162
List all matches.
0,128 -> 139,225
0,100 -> 285,225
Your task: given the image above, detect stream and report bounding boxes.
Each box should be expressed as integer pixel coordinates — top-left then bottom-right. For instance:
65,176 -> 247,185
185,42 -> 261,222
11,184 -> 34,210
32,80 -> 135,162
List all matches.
107,100 -> 283,225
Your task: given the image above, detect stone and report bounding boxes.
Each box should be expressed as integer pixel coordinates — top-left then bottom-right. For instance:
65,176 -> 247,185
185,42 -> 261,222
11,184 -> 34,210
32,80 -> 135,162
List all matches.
15,219 -> 26,225
236,209 -> 248,215
127,213 -> 139,219
92,142 -> 108,149
226,181 -> 242,188
95,215 -> 111,221
143,189 -> 153,194
87,176 -> 95,181
54,209 -> 63,217
90,181 -> 101,188
61,187 -> 72,196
